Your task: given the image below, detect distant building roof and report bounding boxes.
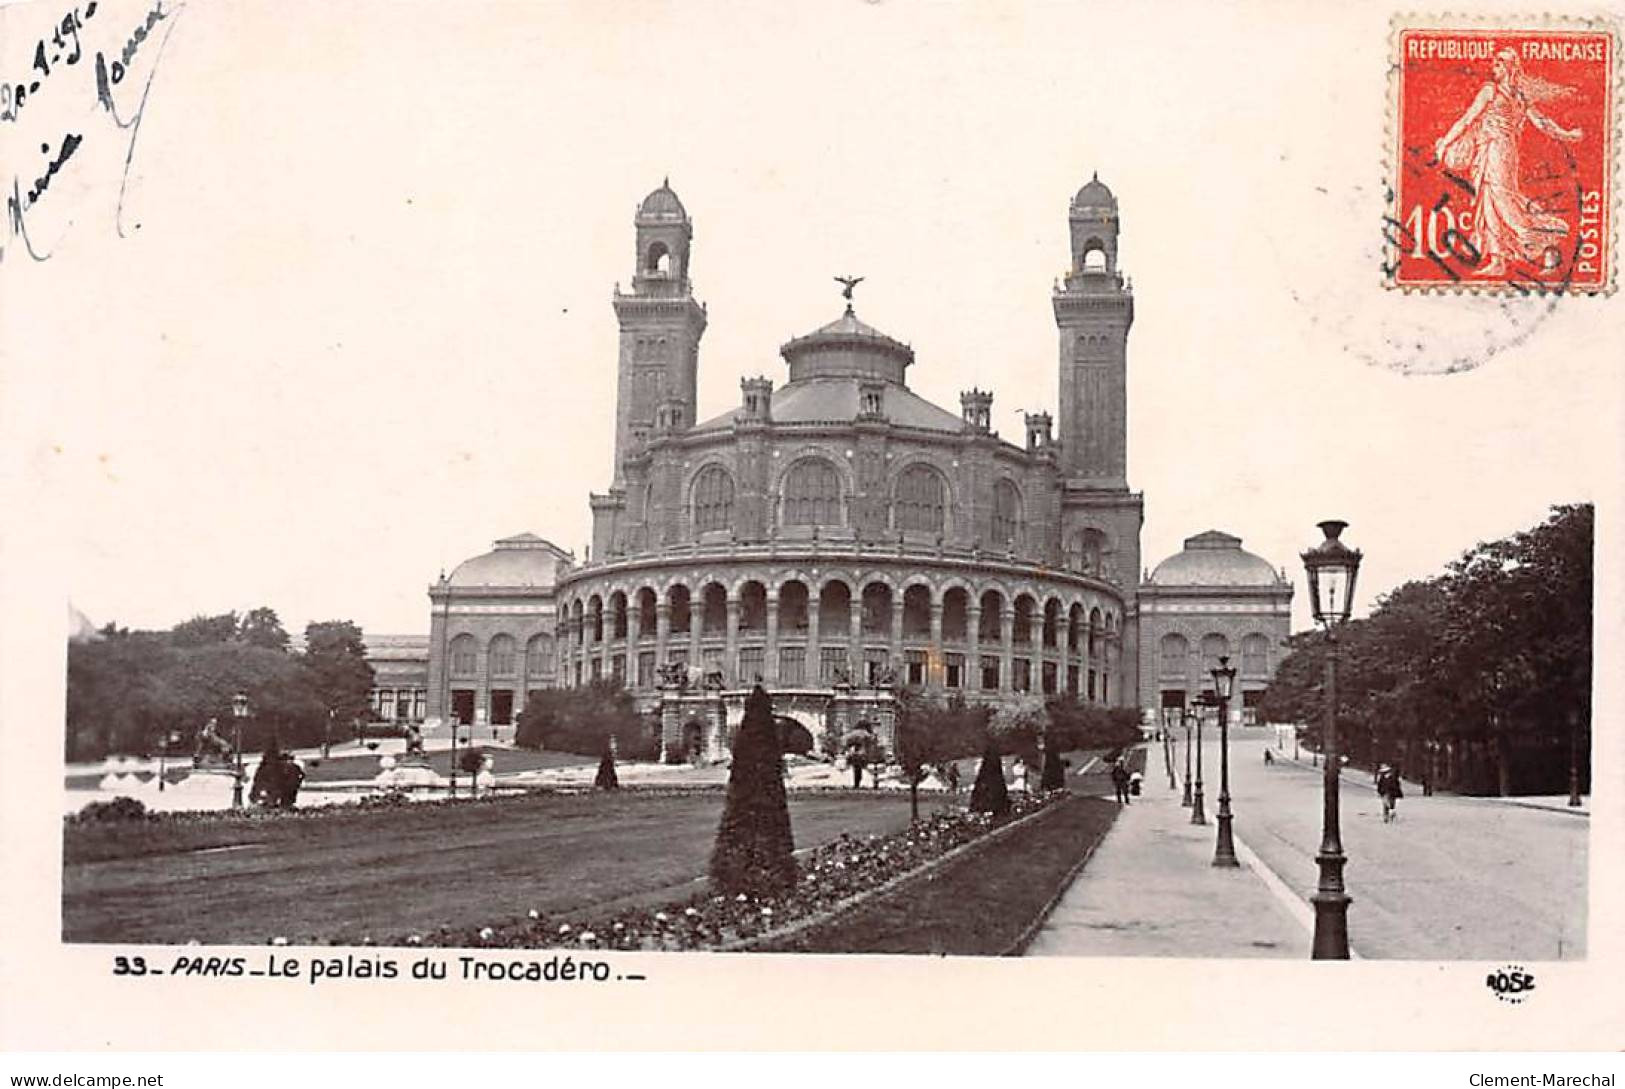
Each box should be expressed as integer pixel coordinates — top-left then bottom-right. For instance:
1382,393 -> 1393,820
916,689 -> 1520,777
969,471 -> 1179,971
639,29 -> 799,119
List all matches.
446,534 -> 572,590
363,634 -> 430,661
1146,530 -> 1286,589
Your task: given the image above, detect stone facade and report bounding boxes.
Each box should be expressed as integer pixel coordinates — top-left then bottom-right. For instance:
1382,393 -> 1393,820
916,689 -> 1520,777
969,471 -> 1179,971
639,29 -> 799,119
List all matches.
424,533 -> 569,732
421,176 -> 1169,754
364,634 -> 430,724
547,177 -> 1143,752
1136,530 -> 1294,728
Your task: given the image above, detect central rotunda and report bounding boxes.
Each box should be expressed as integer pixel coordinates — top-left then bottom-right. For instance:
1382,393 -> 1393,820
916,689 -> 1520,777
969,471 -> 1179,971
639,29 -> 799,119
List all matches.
513,175 -> 1145,760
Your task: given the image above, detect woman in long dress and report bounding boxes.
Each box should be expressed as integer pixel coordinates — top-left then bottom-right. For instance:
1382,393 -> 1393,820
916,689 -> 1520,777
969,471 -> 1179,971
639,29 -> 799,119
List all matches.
1433,49 -> 1584,277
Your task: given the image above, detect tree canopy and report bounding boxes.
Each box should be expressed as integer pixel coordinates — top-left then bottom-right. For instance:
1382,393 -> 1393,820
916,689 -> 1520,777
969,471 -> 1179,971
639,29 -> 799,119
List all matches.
65,608 -> 374,761
1260,504 -> 1592,795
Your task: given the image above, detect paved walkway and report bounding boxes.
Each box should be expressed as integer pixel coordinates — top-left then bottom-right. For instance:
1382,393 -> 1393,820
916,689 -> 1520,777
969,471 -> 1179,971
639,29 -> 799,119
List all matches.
1028,728 -> 1588,960
1025,759 -> 1309,958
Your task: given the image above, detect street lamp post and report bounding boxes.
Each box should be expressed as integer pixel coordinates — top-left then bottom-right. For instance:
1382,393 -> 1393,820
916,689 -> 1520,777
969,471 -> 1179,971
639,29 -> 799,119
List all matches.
231,692 -> 249,809
1212,655 -> 1239,867
1189,697 -> 1208,825
1164,714 -> 1177,791
1182,707 -> 1193,807
1301,519 -> 1363,960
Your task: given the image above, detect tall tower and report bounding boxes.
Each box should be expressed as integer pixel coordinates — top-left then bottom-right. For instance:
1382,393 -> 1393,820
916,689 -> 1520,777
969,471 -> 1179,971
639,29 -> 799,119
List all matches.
610,180 -> 708,483
1053,173 -> 1133,488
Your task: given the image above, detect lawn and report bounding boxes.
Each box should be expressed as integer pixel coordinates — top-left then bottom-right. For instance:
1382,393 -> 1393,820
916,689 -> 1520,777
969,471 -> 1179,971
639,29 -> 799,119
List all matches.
755,794 -> 1120,955
62,789 -> 949,945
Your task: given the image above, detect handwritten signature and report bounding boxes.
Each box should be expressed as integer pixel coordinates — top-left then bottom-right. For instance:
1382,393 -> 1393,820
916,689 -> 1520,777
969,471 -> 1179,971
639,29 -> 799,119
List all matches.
2,0 -> 183,263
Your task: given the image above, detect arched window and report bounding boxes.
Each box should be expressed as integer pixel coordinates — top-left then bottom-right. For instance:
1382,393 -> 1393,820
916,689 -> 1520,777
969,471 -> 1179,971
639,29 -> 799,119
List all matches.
783,459 -> 842,526
1073,528 -> 1107,575
992,480 -> 1021,546
692,466 -> 734,533
645,241 -> 670,274
1200,634 -> 1230,674
450,634 -> 477,678
1241,633 -> 1269,675
526,634 -> 555,678
489,634 -> 517,676
894,464 -> 946,535
1158,633 -> 1188,677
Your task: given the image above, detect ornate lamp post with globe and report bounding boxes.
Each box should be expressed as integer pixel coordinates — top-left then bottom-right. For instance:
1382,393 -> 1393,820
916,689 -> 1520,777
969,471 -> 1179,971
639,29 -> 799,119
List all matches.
1212,655 -> 1240,867
1187,696 -> 1208,825
1301,519 -> 1363,960
231,691 -> 249,809
1181,704 -> 1194,807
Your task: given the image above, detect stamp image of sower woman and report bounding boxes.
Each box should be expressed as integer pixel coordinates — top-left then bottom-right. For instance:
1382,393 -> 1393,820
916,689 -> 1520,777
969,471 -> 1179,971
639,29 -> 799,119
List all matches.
1433,48 -> 1584,278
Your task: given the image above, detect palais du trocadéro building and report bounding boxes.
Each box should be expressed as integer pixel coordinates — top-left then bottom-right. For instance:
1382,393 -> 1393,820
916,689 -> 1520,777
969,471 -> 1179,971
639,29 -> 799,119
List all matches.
369,177 -> 1293,759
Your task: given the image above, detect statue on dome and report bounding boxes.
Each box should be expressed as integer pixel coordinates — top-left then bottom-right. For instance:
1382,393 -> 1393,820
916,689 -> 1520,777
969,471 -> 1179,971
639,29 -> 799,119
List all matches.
834,274 -> 864,312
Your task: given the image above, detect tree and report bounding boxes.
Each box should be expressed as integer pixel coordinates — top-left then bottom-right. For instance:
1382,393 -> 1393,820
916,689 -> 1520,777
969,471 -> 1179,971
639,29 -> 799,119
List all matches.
1262,504 -> 1592,795
989,694 -> 1047,763
170,612 -> 239,648
968,743 -> 1010,816
302,621 -> 374,731
1044,697 -> 1144,753
239,607 -> 290,651
65,628 -> 176,760
710,685 -> 797,897
894,691 -> 989,821
514,681 -> 653,759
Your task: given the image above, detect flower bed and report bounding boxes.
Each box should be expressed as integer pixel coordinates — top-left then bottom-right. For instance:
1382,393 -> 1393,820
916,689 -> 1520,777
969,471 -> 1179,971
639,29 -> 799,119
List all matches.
390,792 -> 1060,952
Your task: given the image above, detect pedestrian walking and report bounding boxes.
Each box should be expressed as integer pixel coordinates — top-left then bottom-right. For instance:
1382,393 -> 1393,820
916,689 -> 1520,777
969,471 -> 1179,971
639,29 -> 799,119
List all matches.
1110,760 -> 1132,805
1376,763 -> 1404,823
1263,749 -> 1275,766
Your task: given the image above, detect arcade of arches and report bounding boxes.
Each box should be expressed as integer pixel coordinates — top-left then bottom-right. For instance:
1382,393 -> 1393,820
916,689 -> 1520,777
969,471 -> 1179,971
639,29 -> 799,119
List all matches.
555,568 -> 1123,703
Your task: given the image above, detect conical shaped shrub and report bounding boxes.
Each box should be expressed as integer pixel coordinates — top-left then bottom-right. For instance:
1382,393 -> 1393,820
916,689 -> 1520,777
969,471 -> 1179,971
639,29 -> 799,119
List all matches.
1041,743 -> 1066,791
710,685 -> 797,896
969,744 -> 1011,816
594,746 -> 619,790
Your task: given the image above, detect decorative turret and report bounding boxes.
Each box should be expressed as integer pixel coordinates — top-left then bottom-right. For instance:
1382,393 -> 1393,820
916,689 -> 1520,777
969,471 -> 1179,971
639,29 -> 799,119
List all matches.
611,179 -> 708,484
739,376 -> 774,423
960,388 -> 993,433
1025,411 -> 1054,453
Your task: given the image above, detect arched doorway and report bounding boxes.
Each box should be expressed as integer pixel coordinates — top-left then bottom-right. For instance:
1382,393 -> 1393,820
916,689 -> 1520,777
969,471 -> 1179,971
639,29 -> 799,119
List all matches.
775,716 -> 815,756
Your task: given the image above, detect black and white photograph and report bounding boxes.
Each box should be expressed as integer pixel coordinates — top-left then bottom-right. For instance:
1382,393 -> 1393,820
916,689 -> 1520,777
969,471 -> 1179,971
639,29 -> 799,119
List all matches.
1,0 -> 1621,1065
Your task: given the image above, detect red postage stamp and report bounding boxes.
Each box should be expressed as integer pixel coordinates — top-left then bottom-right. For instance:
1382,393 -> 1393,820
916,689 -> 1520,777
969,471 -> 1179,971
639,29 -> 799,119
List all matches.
1389,21 -> 1618,292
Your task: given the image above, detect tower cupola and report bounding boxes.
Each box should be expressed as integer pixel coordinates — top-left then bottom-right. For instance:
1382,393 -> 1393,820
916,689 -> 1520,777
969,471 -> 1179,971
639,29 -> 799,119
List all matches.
1067,172 -> 1120,281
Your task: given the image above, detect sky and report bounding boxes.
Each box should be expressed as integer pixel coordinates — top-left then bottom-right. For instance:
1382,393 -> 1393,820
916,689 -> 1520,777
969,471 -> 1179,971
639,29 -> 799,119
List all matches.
2,0 -> 1620,641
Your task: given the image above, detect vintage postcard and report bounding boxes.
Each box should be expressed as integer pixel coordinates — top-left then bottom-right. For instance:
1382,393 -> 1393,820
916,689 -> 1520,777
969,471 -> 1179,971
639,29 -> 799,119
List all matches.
1,0 -> 1622,1062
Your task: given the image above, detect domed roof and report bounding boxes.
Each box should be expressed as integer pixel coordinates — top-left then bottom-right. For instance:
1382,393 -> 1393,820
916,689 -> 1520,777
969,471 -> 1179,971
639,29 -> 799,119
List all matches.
778,307 -> 915,384
782,309 -> 913,359
1071,172 -> 1116,210
446,533 -> 571,589
638,179 -> 687,220
1148,531 -> 1285,588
